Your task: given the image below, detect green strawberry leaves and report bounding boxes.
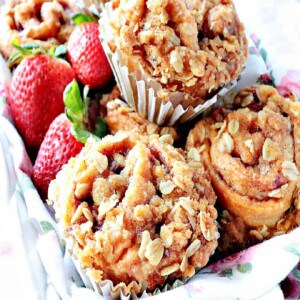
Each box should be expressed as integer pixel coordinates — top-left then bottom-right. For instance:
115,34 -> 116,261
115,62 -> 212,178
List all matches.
94,118 -> 107,138
64,79 -> 85,124
53,45 -> 67,59
71,126 -> 94,143
7,52 -> 23,68
64,80 -> 107,143
8,38 -> 68,68
11,38 -> 43,55
72,13 -> 98,25
8,38 -> 43,67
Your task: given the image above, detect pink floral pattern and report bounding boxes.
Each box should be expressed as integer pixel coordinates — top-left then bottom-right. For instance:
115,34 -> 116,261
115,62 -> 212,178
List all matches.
0,78 -> 10,101
0,84 -> 4,98
0,243 -> 14,257
0,102 -> 11,121
19,149 -> 32,177
184,282 -> 203,296
208,246 -> 256,272
258,73 -> 274,86
250,33 -> 259,47
281,264 -> 300,299
277,70 -> 300,98
0,89 -> 13,126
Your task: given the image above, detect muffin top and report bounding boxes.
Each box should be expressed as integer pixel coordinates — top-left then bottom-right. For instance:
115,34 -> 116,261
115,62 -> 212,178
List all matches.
49,132 -> 218,292
187,85 -> 300,205
0,0 -> 79,59
186,85 -> 300,252
106,0 -> 247,103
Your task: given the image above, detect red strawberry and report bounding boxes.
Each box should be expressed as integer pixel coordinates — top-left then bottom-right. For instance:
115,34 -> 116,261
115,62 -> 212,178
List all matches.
67,22 -> 112,89
32,80 -> 107,199
32,113 -> 84,199
10,54 -> 75,153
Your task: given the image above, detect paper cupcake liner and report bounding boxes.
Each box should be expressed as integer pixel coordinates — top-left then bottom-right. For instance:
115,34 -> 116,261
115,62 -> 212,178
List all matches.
99,2 -> 237,126
66,238 -> 192,299
75,0 -> 105,16
66,240 -> 144,299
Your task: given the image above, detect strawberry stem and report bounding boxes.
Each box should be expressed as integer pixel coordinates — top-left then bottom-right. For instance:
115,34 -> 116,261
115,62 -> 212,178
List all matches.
71,13 -> 98,25
54,45 -> 67,59
63,80 -> 107,143
7,38 -> 67,68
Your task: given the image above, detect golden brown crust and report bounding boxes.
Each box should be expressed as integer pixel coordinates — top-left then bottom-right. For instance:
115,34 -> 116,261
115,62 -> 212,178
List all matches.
106,98 -> 180,142
0,0 -> 79,59
108,0 -> 247,104
49,132 -> 218,292
186,85 -> 300,251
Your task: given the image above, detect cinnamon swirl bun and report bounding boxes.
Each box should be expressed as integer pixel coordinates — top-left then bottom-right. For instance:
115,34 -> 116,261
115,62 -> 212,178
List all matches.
186,85 -> 300,252
0,0 -> 79,59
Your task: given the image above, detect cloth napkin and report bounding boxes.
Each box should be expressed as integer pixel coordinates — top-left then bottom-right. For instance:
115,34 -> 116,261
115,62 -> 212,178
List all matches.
1,1 -> 300,299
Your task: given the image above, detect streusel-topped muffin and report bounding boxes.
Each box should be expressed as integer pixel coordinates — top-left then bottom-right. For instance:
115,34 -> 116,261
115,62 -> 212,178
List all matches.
48,132 -> 218,293
0,0 -> 79,59
104,0 -> 247,107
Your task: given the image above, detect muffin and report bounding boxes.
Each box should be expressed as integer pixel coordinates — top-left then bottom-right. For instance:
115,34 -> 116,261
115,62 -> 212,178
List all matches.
0,0 -> 79,59
100,0 -> 247,124
106,98 -> 180,143
76,0 -> 110,16
48,132 -> 218,295
186,85 -> 300,254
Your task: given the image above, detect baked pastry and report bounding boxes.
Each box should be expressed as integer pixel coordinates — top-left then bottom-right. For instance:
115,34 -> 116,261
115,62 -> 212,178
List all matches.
101,0 -> 247,110
81,0 -> 109,6
186,85 -> 300,253
0,0 -> 79,59
48,132 -> 218,293
106,98 -> 180,143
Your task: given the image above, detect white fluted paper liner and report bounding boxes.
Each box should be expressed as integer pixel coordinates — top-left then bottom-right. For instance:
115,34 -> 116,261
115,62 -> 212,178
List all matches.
75,0 -> 105,16
66,238 -> 145,299
99,2 -> 238,126
66,236 -> 190,299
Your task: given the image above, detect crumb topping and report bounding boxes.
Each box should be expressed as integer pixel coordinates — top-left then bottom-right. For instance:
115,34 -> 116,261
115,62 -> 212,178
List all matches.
186,85 -> 300,250
108,0 -> 247,102
49,132 -> 218,291
0,0 -> 78,58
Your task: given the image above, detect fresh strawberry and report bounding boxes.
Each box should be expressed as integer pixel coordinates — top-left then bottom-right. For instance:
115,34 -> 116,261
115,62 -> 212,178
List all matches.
10,54 -> 75,153
32,80 -> 107,199
67,22 -> 112,89
32,113 -> 84,199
